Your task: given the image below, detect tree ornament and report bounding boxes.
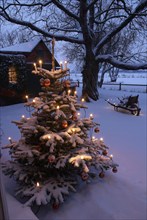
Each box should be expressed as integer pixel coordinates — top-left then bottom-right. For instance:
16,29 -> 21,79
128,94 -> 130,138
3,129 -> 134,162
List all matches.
44,79 -> 50,87
81,172 -> 89,181
52,202 -> 59,210
64,80 -> 70,88
61,120 -> 68,128
112,167 -> 118,173
102,150 -> 108,156
94,127 -> 100,133
48,155 -> 56,163
99,171 -> 105,178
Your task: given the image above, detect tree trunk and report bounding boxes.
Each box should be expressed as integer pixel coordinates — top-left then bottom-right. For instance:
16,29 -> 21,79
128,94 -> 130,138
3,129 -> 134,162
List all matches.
82,53 -> 99,101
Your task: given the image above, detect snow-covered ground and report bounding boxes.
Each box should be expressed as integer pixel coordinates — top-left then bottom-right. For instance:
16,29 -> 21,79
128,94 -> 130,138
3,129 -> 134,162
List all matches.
0,74 -> 147,220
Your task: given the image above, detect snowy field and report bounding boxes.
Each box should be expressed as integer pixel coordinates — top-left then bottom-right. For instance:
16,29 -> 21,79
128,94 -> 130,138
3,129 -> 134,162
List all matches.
0,73 -> 147,220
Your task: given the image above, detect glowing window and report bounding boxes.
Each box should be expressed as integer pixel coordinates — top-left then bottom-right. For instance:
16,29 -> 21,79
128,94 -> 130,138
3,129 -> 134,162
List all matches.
8,66 -> 17,83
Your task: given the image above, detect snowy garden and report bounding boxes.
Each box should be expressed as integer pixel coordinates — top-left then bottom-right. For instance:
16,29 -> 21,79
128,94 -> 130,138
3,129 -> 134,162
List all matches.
0,70 -> 146,220
0,1 -> 147,220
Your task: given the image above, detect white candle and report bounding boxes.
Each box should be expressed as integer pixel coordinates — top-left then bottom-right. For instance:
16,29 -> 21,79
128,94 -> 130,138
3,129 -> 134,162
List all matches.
64,60 -> 67,69
8,137 -> 12,143
60,61 -> 63,70
33,63 -> 37,71
90,113 -> 94,120
25,95 -> 28,102
36,182 -> 40,187
39,60 -> 42,68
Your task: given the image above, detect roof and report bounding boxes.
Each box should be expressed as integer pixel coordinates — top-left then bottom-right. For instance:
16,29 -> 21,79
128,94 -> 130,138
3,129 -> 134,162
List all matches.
0,38 -> 42,53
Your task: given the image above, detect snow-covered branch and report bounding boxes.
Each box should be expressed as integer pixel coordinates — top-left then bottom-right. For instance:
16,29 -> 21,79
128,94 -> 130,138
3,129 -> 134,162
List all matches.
96,54 -> 147,70
0,11 -> 83,44
94,0 -> 147,55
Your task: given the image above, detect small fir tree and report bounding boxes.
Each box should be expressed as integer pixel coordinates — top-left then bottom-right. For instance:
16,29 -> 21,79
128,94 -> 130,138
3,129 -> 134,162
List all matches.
2,64 -> 118,208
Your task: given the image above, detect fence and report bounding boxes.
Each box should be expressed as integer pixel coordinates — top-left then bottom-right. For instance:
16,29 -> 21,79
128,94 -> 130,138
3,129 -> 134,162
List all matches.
102,83 -> 147,93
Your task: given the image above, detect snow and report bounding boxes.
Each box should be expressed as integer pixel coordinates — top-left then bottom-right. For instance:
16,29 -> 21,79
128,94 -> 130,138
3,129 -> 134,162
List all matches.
0,77 -> 147,220
0,38 -> 41,52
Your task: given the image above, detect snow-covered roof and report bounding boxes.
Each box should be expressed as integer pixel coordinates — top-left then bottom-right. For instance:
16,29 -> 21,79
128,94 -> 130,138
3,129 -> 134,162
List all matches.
0,38 -> 42,53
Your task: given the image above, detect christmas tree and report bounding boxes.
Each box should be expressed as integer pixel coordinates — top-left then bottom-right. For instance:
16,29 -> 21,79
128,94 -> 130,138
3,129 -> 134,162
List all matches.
2,43 -> 118,209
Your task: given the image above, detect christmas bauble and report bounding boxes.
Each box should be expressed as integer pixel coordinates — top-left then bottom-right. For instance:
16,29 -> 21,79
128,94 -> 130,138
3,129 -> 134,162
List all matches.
48,155 -> 55,163
99,171 -> 105,178
81,172 -> 89,181
64,80 -> 70,88
44,79 -> 50,87
52,202 -> 59,210
112,167 -> 118,173
102,150 -> 108,156
61,120 -> 68,128
94,127 -> 100,133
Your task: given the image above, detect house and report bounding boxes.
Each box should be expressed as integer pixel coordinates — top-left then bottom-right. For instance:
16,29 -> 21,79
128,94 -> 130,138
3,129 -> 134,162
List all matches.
0,38 -> 60,105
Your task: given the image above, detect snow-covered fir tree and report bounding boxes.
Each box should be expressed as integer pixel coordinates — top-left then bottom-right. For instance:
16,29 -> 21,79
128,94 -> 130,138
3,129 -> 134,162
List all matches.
2,63 -> 118,209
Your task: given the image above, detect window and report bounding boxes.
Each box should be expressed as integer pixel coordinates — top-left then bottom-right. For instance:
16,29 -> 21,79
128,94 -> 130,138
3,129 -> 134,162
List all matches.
8,66 -> 17,83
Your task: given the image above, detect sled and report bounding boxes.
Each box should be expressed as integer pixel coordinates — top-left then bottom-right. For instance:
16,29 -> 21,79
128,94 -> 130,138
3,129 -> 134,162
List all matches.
106,95 -> 141,116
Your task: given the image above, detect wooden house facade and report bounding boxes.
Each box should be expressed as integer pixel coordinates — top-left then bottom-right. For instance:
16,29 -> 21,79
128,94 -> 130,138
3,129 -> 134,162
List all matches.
0,39 -> 59,105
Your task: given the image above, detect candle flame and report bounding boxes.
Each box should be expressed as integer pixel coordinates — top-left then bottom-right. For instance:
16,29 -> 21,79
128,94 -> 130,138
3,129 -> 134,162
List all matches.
100,137 -> 103,141
36,182 -> 40,187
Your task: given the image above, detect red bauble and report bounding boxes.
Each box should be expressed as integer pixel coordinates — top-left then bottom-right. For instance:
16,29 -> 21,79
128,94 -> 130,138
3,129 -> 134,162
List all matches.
52,202 -> 59,210
44,79 -> 50,87
81,172 -> 89,181
102,150 -> 108,156
48,155 -> 55,163
112,167 -> 118,173
99,171 -> 105,178
94,127 -> 100,133
61,120 -> 68,128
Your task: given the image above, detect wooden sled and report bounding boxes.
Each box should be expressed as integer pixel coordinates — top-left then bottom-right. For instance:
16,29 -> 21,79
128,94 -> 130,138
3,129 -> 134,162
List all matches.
106,95 -> 141,116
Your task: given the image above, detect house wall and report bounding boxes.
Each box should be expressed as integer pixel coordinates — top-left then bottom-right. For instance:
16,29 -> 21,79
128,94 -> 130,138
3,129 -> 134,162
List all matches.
0,40 -> 60,104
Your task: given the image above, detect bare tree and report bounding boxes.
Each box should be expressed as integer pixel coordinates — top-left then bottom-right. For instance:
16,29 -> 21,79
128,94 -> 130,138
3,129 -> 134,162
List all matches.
0,0 -> 147,100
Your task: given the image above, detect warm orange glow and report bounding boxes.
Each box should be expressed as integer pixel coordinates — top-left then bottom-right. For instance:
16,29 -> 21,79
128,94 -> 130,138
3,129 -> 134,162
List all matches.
36,182 -> 40,187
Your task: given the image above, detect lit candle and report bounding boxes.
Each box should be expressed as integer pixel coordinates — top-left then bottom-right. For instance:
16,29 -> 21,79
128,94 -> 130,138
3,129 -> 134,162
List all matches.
74,90 -> 77,96
57,105 -> 60,110
39,60 -> 42,68
77,112 -> 80,117
33,63 -> 37,71
81,98 -> 85,102
64,60 -> 67,69
72,128 -> 75,133
110,154 -> 113,159
60,61 -> 63,70
36,182 -> 40,187
68,90 -> 71,95
33,99 -> 35,103
8,137 -> 12,143
100,137 -> 104,142
25,95 -> 28,102
92,136 -> 95,141
21,115 -> 25,119
90,113 -> 94,120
